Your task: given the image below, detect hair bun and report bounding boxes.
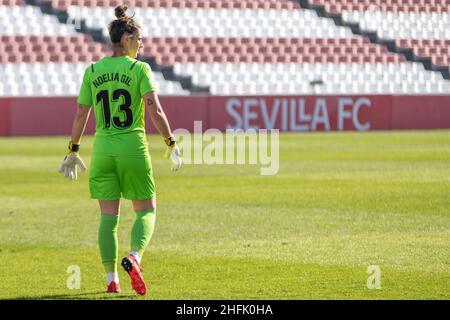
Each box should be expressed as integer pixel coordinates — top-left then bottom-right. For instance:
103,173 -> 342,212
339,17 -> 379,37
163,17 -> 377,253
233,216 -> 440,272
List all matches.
114,5 -> 128,19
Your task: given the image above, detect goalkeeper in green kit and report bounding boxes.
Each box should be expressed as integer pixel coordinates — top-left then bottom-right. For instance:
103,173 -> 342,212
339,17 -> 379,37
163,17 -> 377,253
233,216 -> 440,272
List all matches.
58,5 -> 182,295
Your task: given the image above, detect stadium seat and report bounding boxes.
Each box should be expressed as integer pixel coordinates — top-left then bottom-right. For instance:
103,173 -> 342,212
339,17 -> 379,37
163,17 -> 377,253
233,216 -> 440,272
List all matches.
1,0 -> 449,96
339,5 -> 450,67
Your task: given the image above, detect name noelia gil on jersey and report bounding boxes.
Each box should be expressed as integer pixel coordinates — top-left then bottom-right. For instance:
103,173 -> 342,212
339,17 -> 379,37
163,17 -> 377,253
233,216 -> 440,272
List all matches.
92,73 -> 133,88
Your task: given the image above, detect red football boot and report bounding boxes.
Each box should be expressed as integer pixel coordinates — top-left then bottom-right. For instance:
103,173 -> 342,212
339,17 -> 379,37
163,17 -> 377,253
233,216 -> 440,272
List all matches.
121,255 -> 147,296
106,281 -> 121,293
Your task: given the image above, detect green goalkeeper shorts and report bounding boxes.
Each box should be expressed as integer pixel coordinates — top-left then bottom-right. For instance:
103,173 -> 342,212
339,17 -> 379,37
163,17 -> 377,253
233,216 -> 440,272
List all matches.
89,153 -> 155,200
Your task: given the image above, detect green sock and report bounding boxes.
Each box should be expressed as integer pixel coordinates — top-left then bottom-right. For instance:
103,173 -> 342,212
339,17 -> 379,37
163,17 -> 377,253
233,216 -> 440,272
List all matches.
131,209 -> 156,258
98,214 -> 120,273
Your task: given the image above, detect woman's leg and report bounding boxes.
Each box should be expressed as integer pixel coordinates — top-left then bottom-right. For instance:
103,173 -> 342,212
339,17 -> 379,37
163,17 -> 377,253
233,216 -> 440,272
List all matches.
98,200 -> 121,289
115,155 -> 156,295
128,197 -> 157,263
99,199 -> 120,216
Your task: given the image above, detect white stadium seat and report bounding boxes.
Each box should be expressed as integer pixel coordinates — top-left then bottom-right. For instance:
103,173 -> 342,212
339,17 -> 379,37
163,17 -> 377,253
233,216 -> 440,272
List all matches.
0,2 -> 449,96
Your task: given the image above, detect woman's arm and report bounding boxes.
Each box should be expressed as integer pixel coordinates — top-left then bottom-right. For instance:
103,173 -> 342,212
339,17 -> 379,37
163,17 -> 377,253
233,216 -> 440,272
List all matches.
71,104 -> 91,144
144,91 -> 172,139
144,91 -> 182,171
59,104 -> 90,180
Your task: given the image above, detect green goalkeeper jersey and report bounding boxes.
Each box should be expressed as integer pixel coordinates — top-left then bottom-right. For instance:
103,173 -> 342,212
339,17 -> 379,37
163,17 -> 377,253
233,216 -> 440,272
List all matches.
77,56 -> 156,156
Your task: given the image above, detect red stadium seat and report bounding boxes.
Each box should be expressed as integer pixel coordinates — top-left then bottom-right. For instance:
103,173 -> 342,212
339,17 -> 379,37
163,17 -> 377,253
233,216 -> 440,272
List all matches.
302,56 -> 313,63
190,37 -> 203,45
36,54 -> 50,63
251,55 -> 263,63
284,46 -> 294,55
186,54 -> 199,63
239,55 -> 250,63
199,54 -> 212,63
254,38 -> 266,46
194,45 -> 205,54
47,44 -> 58,53
245,45 -> 257,55
176,37 -> 188,45
15,35 -> 26,43
288,55 -> 299,63
276,55 -> 287,63
63,54 -> 74,62
302,38 -> 312,46
233,46 -> 243,54
208,46 -> 219,55
56,36 -> 66,44
49,54 -> 63,63
226,55 -> 238,63
211,55 -> 223,63
337,55 -> 348,63
215,38 -> 227,45
8,55 -> 20,63
171,1 -> 183,8
92,54 -> 102,62
1,35 -> 11,43
266,38 -> 276,45
203,38 -> 214,45
272,46 -> 282,54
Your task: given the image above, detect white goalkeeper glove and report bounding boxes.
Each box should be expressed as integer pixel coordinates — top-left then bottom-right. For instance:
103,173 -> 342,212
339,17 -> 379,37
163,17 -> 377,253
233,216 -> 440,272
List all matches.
58,141 -> 87,180
164,136 -> 182,172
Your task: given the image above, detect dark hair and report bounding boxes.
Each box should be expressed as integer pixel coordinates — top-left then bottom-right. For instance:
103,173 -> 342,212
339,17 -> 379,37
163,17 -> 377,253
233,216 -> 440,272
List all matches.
108,5 -> 141,44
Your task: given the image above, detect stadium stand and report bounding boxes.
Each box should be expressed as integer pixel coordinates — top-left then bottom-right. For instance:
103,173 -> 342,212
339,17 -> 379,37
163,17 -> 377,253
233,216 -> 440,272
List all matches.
310,0 -> 450,68
0,0 -> 449,96
0,1 -> 190,95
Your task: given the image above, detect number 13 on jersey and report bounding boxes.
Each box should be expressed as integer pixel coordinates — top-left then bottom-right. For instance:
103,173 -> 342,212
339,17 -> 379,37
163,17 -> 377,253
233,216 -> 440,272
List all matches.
96,89 -> 133,129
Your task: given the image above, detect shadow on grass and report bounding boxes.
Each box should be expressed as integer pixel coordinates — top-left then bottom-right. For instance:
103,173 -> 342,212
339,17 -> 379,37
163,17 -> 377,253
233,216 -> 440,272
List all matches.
12,291 -> 140,300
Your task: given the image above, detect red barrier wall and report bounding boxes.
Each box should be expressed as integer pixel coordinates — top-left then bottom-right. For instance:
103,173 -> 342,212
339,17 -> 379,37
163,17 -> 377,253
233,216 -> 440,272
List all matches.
391,95 -> 450,129
8,97 -> 95,136
0,99 -> 11,136
0,95 -> 448,136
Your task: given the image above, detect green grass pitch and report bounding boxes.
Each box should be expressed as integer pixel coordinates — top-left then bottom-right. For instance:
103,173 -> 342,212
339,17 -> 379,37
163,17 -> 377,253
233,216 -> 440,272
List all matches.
0,131 -> 449,299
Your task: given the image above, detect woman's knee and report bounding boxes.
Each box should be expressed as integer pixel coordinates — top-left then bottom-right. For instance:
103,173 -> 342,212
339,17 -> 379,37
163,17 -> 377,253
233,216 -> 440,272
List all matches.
98,200 -> 120,215
132,197 -> 156,212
